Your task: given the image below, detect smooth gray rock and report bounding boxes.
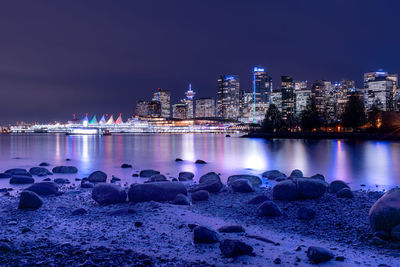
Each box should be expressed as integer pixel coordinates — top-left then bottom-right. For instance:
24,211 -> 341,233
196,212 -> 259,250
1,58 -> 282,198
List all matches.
121,163 -> 132,168
128,182 -> 187,202
227,175 -> 262,186
262,170 -> 286,180
5,168 -> 31,176
193,172 -> 222,193
369,188 -> 400,233
178,172 -> 194,181
193,226 -> 219,243
307,246 -> 333,263
310,173 -> 325,181
52,166 -> 78,174
290,169 -> 303,178
272,179 -> 297,201
195,159 -> 207,164
336,188 -> 354,199
39,162 -> 51,166
199,172 -> 221,184
329,180 -> 350,193
296,178 -> 327,199
145,174 -> 168,183
88,171 -> 107,183
173,193 -> 190,205
18,191 -> 43,210
219,239 -> 253,258
92,183 -> 127,205
25,182 -> 59,196
29,167 -> 52,176
139,169 -> 160,177
0,173 -> 11,179
230,179 -> 254,193
257,201 -> 282,217
191,190 -> 210,201
54,178 -> 70,184
10,176 -> 34,184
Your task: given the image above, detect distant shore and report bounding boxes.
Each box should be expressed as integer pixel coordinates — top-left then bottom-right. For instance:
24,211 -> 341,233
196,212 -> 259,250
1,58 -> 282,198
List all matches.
243,131 -> 400,141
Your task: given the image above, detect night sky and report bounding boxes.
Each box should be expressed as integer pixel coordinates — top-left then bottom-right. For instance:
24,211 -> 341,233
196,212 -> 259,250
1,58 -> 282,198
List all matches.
0,0 -> 399,124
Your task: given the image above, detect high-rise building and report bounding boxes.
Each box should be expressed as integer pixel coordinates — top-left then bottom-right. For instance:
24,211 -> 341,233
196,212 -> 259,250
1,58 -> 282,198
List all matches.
281,76 -> 295,120
195,98 -> 215,118
184,84 -> 196,119
364,71 -> 398,112
295,89 -> 312,116
172,103 -> 187,119
270,91 -> 282,112
312,80 -> 332,115
217,75 -> 240,120
252,67 -> 272,123
152,88 -> 171,118
333,80 -> 355,119
136,100 -> 161,117
294,81 -> 308,91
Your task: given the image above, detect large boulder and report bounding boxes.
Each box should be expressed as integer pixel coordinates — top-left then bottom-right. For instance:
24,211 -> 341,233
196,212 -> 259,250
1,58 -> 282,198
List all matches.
25,182 -> 59,196
296,178 -> 328,199
178,172 -> 194,181
307,246 -> 333,264
92,183 -> 127,205
329,180 -> 350,193
219,239 -> 253,258
10,176 -> 34,184
262,170 -> 286,180
5,168 -> 31,177
173,194 -> 190,205
145,174 -> 168,183
257,201 -> 282,217
88,171 -> 107,183
369,188 -> 400,233
18,191 -> 43,210
227,175 -> 262,186
29,167 -> 52,176
0,173 -> 11,179
128,182 -> 187,202
336,188 -> 354,199
193,226 -> 219,243
52,166 -> 78,174
290,169 -> 303,178
191,190 -> 210,201
139,169 -> 160,177
229,179 -> 254,193
272,179 -> 297,201
193,172 -> 223,193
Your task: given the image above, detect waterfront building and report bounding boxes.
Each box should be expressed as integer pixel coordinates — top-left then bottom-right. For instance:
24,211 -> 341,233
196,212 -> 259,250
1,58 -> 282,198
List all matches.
325,91 -> 336,123
295,89 -> 312,116
294,80 -> 308,91
173,103 -> 187,119
364,71 -> 398,112
312,80 -> 332,116
252,67 -> 272,122
152,88 -> 171,118
195,97 -> 215,118
270,90 -> 282,112
136,100 -> 162,117
217,75 -> 240,120
333,80 -> 355,120
184,84 -> 196,118
281,76 -> 295,120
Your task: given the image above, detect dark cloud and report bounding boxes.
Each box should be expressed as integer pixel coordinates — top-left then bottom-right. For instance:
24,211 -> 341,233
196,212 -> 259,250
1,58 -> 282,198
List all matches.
0,0 -> 399,123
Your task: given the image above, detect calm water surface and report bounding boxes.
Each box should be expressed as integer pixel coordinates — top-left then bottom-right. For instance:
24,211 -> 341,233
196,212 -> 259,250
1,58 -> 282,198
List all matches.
1,133 -> 400,189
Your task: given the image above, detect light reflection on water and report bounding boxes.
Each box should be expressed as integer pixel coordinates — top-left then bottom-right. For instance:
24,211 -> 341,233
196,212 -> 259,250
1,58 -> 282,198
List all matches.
0,133 -> 400,188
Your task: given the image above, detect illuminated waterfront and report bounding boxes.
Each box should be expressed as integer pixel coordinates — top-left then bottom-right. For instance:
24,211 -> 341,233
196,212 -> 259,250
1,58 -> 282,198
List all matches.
0,133 -> 399,189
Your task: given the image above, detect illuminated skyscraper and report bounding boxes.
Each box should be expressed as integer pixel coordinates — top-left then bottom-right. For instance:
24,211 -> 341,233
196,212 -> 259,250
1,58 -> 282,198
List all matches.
184,84 -> 196,119
312,80 -> 332,115
364,71 -> 398,112
252,67 -> 272,123
281,76 -> 295,120
195,98 -> 215,118
217,75 -> 240,119
152,88 -> 171,118
173,103 -> 187,119
136,100 -> 161,117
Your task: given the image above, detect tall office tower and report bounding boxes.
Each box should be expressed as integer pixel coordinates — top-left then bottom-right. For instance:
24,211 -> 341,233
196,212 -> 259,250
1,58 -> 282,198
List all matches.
295,89 -> 312,116
252,67 -> 272,123
172,103 -> 187,119
294,80 -> 308,91
312,80 -> 331,116
136,100 -> 161,117
325,91 -> 336,123
270,90 -> 282,112
217,75 -> 240,119
195,98 -> 215,118
333,80 -> 355,119
152,88 -> 171,118
364,71 -> 398,112
184,84 -> 196,118
281,76 -> 295,120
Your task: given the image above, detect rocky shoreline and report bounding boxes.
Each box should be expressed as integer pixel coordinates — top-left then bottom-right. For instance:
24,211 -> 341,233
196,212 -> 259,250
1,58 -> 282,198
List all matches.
1,165 -> 400,266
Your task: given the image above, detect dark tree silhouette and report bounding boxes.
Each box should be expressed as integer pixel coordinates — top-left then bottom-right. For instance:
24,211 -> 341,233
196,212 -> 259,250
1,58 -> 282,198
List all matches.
300,97 -> 321,131
263,104 -> 283,132
341,94 -> 367,129
368,104 -> 381,129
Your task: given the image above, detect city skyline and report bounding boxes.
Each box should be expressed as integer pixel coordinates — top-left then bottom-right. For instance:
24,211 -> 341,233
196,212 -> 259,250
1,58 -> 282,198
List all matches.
0,1 -> 399,123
